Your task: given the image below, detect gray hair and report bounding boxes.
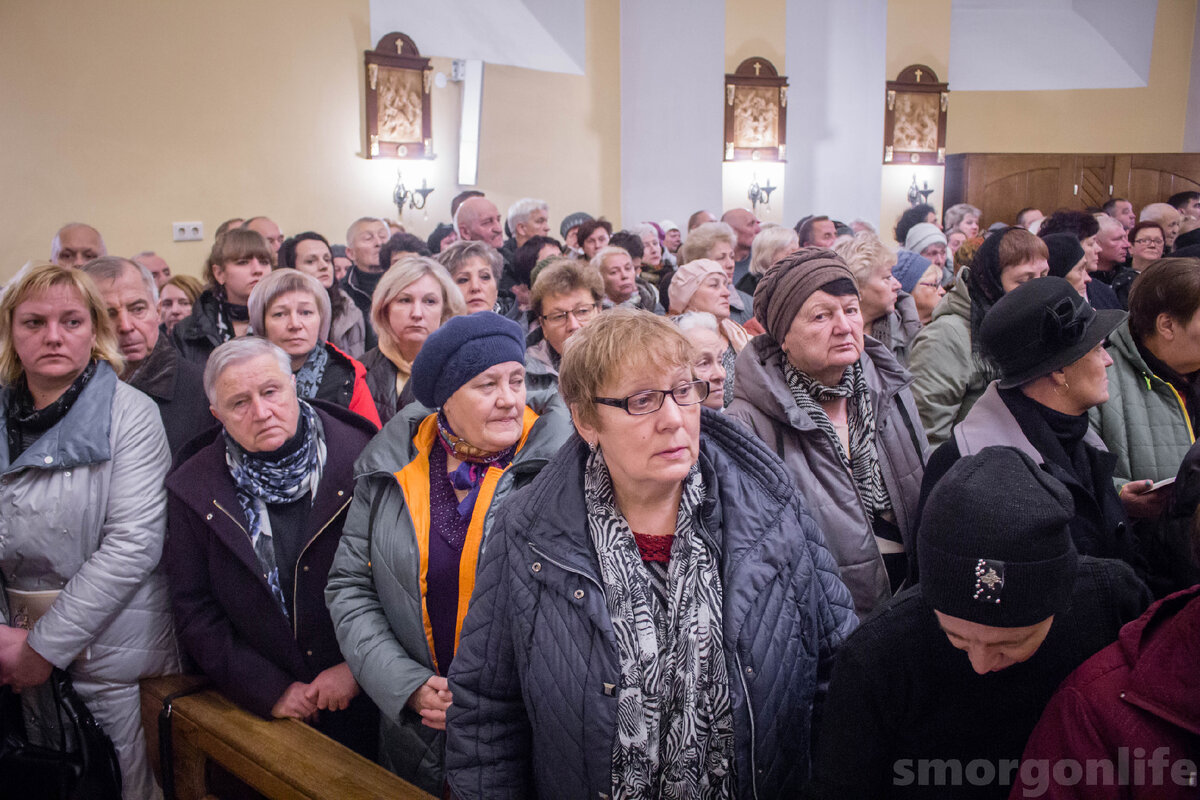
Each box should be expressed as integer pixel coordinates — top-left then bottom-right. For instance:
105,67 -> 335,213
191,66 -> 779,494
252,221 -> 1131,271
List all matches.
80,256 -> 159,303
678,221 -> 736,265
506,198 -> 548,235
672,310 -> 720,334
203,337 -> 293,405
630,222 -> 659,242
943,203 -> 982,234
749,224 -> 799,276
346,216 -> 385,244
246,268 -> 331,345
1094,212 -> 1124,233
437,240 -> 503,281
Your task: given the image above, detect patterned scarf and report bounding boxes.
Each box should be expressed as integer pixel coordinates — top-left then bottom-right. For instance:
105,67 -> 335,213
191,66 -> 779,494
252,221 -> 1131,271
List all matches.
224,401 -> 326,618
214,285 -> 249,342
585,450 -> 735,800
436,412 -> 516,520
6,360 -> 97,461
783,360 -> 892,519
293,343 -> 329,400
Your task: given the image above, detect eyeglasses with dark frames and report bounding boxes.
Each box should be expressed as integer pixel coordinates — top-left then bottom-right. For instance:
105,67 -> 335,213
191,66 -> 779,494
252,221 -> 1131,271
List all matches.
594,380 -> 710,415
1132,238 -> 1164,246
541,303 -> 599,325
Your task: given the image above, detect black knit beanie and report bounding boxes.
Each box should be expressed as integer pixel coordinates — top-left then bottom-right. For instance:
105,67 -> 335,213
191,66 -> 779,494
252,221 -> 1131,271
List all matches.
918,446 -> 1078,627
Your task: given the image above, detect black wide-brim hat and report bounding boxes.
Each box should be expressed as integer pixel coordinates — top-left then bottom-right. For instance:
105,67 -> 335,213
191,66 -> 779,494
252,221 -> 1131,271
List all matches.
981,276 -> 1127,390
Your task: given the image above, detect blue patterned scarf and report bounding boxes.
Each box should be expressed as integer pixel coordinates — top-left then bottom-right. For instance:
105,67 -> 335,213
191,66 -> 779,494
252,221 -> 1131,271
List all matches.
293,343 -> 330,401
224,401 -> 327,617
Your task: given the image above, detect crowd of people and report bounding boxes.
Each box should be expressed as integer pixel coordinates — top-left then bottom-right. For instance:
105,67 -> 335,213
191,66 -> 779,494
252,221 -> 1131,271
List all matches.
2,187 -> 1200,799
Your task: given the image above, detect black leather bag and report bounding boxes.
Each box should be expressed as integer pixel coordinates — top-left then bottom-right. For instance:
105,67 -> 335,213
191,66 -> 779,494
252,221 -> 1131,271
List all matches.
0,668 -> 122,800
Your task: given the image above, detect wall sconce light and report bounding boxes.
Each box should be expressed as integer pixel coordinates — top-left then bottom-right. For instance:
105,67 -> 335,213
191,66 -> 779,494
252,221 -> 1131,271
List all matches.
394,171 -> 434,216
906,174 -> 935,207
748,175 -> 776,213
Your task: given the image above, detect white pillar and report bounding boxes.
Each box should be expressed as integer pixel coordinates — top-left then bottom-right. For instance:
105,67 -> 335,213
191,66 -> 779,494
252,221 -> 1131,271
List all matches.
620,0 -> 726,228
784,0 -> 888,228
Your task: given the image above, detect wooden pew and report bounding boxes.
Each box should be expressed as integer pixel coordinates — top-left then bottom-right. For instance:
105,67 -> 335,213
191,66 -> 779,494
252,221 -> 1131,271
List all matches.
141,675 -> 434,800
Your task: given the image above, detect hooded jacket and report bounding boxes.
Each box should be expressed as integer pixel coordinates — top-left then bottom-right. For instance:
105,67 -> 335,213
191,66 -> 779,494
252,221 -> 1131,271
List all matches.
444,410 -> 858,800
1013,584 -> 1200,799
908,277 -> 999,447
325,399 -> 573,794
0,362 -> 180,800
727,335 -> 928,617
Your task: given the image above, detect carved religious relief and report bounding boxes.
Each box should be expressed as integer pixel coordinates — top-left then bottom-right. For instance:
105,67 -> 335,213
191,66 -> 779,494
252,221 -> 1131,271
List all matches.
724,57 -> 788,162
364,32 -> 433,160
883,64 -> 948,166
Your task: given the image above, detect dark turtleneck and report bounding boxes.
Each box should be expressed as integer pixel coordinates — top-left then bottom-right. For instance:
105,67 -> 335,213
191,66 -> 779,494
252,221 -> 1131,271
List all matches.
6,361 -> 98,461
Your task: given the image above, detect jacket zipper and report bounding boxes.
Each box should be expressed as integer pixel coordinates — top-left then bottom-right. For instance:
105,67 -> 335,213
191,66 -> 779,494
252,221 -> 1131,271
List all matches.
735,651 -> 760,800
212,499 -> 248,535
526,542 -> 604,593
291,497 -> 353,638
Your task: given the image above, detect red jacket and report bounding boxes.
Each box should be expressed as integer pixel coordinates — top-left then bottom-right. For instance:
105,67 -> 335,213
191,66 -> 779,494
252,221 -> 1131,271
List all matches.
1013,585 -> 1200,799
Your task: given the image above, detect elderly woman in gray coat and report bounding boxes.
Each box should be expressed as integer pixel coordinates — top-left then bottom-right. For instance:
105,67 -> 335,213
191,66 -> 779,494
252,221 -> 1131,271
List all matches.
728,248 -> 929,618
0,263 -> 179,800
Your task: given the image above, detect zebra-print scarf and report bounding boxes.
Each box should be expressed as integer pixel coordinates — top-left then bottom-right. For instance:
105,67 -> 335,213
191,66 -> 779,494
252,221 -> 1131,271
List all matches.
584,450 -> 735,800
783,359 -> 892,519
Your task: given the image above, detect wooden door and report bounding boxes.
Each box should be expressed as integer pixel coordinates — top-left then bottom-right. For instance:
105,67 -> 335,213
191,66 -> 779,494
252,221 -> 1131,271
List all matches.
1072,155 -> 1116,211
1112,154 -> 1200,211
945,154 -> 1076,227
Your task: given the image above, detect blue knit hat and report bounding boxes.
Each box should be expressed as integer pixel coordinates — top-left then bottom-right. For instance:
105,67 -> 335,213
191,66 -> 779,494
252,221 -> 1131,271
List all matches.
410,312 -> 526,408
892,250 -> 933,293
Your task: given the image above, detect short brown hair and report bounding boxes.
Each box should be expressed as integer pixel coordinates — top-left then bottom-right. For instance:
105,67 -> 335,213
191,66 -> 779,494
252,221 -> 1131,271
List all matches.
559,307 -> 693,429
0,262 -> 124,383
530,258 -> 604,318
1128,258 -> 1200,341
203,228 -> 273,287
996,227 -> 1048,271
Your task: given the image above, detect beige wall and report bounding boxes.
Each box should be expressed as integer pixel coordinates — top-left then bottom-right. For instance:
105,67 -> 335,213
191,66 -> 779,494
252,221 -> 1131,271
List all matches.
0,0 -> 620,281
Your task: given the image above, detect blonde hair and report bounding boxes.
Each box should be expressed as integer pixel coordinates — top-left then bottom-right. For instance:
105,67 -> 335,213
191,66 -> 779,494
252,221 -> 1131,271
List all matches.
371,255 -> 465,367
559,307 -> 693,429
749,224 -> 800,277
0,262 -> 124,384
678,221 -> 736,265
832,231 -> 898,286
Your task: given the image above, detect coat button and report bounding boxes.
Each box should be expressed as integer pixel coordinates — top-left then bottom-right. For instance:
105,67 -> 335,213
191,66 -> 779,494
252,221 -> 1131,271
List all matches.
306,650 -> 313,656
531,562 -> 542,572
43,456 -> 53,464
302,565 -> 309,572
337,490 -> 344,497
745,666 -> 754,675
64,471 -> 71,478
205,513 -> 213,521
573,589 -> 585,600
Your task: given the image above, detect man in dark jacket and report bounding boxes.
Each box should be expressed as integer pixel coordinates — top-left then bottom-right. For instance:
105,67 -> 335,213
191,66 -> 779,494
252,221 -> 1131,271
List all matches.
83,257 -> 214,454
163,337 -> 377,756
810,447 -> 1151,799
341,216 -> 391,350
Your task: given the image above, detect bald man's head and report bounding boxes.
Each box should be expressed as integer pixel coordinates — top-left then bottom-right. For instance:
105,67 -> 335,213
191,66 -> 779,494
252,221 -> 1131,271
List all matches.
51,223 -> 107,267
455,196 -> 503,248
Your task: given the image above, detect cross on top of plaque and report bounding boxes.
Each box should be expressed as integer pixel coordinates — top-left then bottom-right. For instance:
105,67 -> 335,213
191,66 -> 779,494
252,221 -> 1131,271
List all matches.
753,61 -> 762,76
914,68 -> 923,82
396,40 -> 404,54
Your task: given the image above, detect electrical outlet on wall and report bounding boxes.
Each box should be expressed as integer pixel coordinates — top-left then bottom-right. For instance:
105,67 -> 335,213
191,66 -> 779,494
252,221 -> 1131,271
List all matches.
172,222 -> 204,242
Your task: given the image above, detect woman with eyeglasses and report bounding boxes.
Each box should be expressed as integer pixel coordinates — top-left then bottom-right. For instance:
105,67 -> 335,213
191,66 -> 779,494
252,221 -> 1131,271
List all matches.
917,277 -> 1139,571
523,257 -> 605,411
1111,221 -> 1166,308
444,308 -> 856,799
728,249 -> 929,618
326,312 -> 572,796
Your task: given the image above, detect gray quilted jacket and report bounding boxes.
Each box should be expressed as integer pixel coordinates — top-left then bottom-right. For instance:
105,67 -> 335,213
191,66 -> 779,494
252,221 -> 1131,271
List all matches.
0,362 -> 180,800
727,335 -> 928,618
1090,322 -> 1196,484
444,409 -> 857,800
325,399 -> 573,795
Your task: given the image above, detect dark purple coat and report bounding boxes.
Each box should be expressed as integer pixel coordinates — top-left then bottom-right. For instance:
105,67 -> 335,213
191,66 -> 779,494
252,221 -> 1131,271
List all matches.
164,401 -> 378,753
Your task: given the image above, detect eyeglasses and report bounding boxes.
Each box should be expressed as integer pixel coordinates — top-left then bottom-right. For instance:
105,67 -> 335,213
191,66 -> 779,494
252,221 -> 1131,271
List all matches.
594,380 -> 710,415
541,303 -> 598,325
1132,238 -> 1164,246
916,281 -> 944,290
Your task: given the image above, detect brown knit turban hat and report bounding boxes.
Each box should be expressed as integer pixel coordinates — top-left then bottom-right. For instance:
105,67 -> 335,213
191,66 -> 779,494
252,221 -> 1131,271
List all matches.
753,247 -> 858,343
